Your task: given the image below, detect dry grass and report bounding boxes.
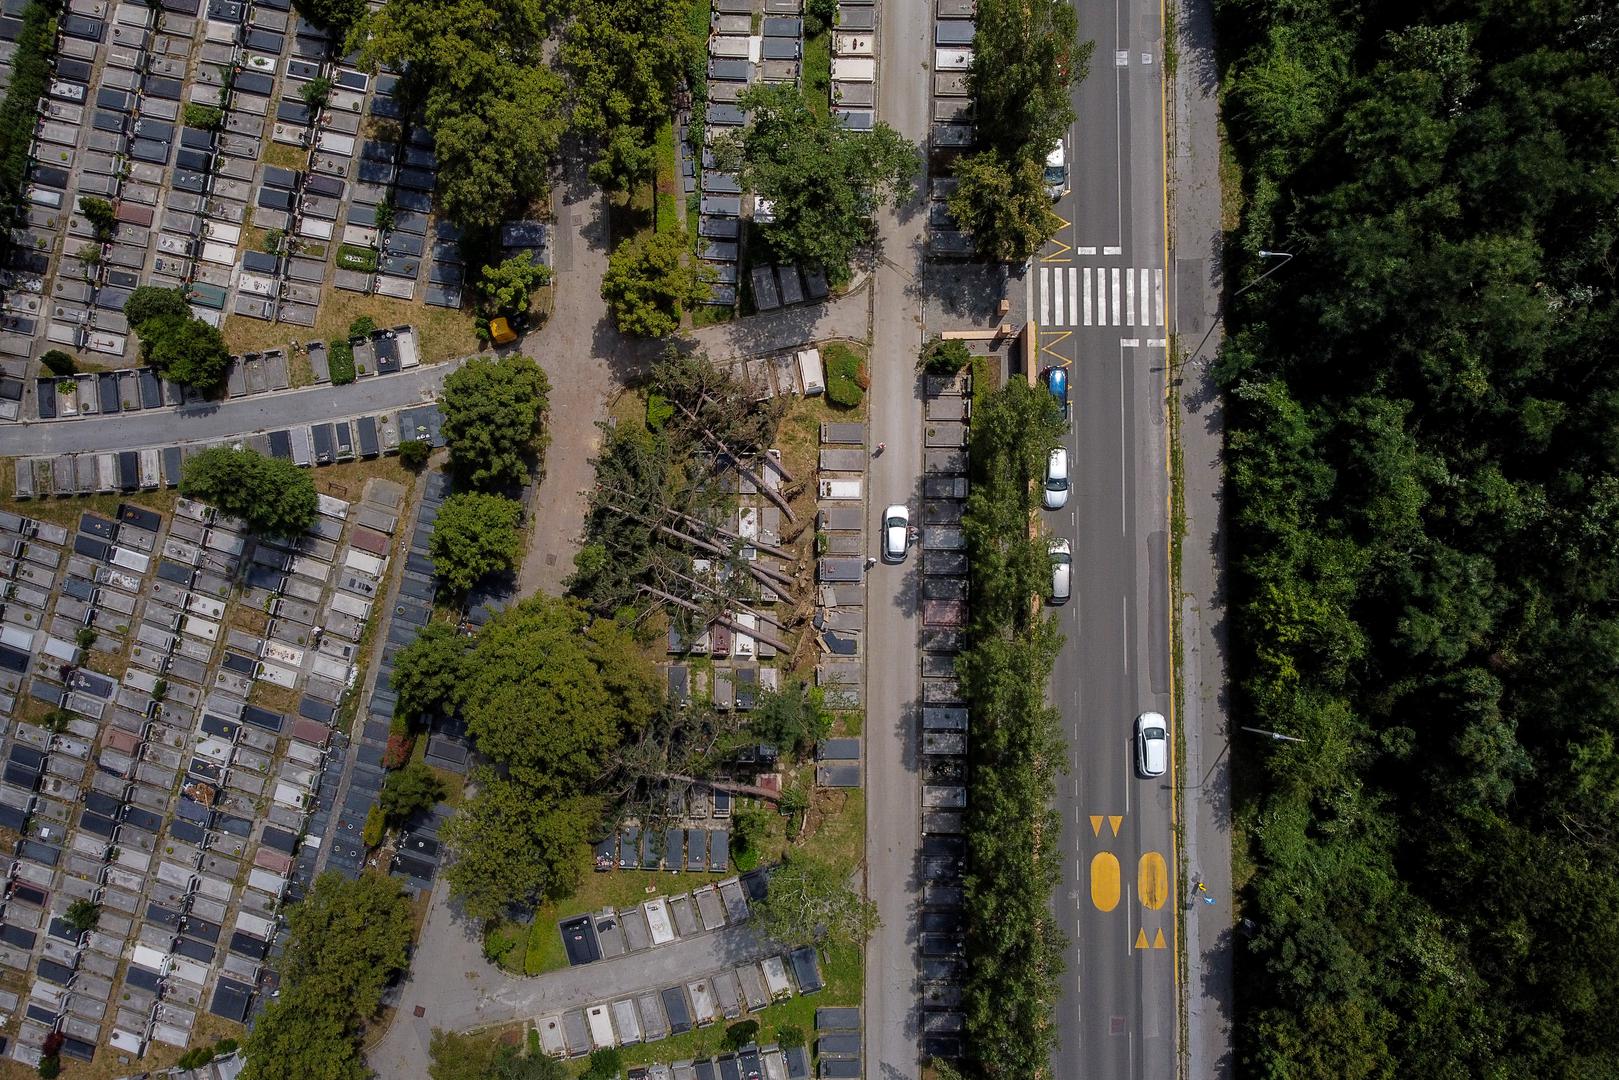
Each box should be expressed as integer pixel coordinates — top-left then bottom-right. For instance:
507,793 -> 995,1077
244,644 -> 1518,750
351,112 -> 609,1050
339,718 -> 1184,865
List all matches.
311,455 -> 416,503
0,461 -> 180,528
222,290 -> 483,365
0,1011 -> 246,1080
259,141 -> 308,171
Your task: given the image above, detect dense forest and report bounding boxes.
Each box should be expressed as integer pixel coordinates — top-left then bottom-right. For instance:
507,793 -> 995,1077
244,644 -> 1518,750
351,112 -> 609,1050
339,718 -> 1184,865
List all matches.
1216,0 -> 1619,1076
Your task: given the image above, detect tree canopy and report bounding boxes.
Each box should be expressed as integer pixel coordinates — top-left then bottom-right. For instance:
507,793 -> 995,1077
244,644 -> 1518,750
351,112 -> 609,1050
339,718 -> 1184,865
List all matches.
439,596 -> 659,917
750,852 -> 877,951
239,873 -> 414,1080
477,254 -> 552,320
947,150 -> 1065,264
714,83 -> 917,283
429,492 -> 524,594
391,621 -> 473,726
358,0 -> 563,231
380,761 -> 446,825
440,353 -> 550,490
601,230 -> 711,337
1217,1 -> 1619,1074
966,0 -> 1087,161
123,286 -> 232,392
179,447 -> 317,536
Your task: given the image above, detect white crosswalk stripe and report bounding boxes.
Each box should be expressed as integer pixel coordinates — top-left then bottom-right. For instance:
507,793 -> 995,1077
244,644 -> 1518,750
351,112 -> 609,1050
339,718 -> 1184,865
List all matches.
1037,266 -> 1168,328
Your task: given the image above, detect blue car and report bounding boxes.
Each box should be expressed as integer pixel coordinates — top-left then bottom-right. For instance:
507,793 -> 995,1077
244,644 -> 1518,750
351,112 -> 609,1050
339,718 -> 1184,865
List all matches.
1043,366 -> 1069,417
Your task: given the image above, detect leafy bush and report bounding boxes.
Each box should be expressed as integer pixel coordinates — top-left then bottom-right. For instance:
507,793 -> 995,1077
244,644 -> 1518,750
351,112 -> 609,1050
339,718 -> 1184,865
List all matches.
775,1024 -> 807,1049
723,1020 -> 760,1050
348,315 -> 376,339
646,391 -> 675,429
39,349 -> 76,376
381,732 -> 413,769
824,343 -> 866,407
919,336 -> 972,375
398,439 -> 430,470
581,1048 -> 622,1080
183,102 -> 224,130
327,339 -> 356,385
361,804 -> 384,849
78,195 -> 115,240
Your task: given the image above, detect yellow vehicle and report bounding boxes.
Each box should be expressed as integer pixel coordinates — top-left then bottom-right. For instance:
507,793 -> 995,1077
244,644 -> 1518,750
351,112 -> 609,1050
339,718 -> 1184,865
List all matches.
488,317 -> 517,345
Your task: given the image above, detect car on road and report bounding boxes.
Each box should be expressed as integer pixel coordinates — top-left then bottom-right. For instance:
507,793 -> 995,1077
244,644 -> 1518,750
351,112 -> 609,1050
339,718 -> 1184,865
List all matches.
1044,139 -> 1070,200
1135,711 -> 1168,777
1043,366 -> 1069,418
882,504 -> 910,562
1049,538 -> 1071,603
1044,446 -> 1070,509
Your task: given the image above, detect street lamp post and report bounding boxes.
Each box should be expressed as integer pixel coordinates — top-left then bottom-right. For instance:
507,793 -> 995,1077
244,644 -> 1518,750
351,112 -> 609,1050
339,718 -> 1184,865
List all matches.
1234,249 -> 1294,297
1239,725 -> 1305,744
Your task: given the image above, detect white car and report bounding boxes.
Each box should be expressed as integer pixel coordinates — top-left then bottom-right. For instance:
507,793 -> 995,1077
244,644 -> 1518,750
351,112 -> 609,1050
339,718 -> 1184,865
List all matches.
881,504 -> 910,562
1135,711 -> 1168,777
1044,139 -> 1069,200
1049,538 -> 1071,603
1044,446 -> 1070,510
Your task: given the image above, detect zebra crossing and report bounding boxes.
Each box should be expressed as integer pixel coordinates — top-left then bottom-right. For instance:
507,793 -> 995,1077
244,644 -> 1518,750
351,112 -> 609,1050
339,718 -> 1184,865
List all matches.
1038,266 -> 1166,328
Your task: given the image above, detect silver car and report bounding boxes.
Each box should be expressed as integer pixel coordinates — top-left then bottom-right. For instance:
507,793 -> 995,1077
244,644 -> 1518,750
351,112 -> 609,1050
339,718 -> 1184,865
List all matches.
881,504 -> 910,563
1049,538 -> 1071,603
1043,446 -> 1070,510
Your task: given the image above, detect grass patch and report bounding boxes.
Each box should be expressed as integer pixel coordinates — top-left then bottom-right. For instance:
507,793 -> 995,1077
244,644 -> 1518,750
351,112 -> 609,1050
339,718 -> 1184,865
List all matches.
1218,118 -> 1244,234
655,119 -> 682,237
336,243 -> 379,273
803,30 -> 831,119
259,140 -> 308,171
222,291 -> 480,364
328,339 -> 357,385
823,342 -> 867,409
308,455 -> 416,503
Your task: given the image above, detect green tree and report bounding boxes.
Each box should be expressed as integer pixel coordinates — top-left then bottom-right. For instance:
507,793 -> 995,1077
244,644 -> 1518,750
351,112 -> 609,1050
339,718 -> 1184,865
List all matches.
587,125 -> 657,192
77,195 -> 114,240
748,679 -> 832,756
477,254 -> 553,320
123,285 -> 191,329
179,447 -> 317,536
299,75 -> 332,110
399,438 -> 431,470
392,621 -> 472,724
919,337 -> 972,375
440,354 -> 550,490
580,1048 -> 621,1080
380,762 -> 447,824
39,349 -> 75,376
442,777 -> 600,920
137,314 -> 232,392
714,83 -> 917,283
967,0 -> 1089,160
430,492 -> 524,594
292,0 -> 365,38
63,899 -> 99,933
239,873 -> 413,1080
601,230 -> 711,337
750,852 -> 878,949
947,151 -> 1065,264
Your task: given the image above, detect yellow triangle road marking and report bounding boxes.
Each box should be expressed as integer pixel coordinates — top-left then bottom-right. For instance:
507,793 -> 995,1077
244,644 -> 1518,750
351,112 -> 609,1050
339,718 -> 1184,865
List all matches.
1040,330 -> 1071,362
1109,815 -> 1123,837
1134,928 -> 1149,950
1089,815 -> 1103,837
1153,928 -> 1167,950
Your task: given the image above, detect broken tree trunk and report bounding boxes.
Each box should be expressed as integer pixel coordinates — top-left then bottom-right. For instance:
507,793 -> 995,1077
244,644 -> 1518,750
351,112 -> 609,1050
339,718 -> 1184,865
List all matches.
661,566 -> 792,633
640,584 -> 796,654
673,399 -> 798,523
600,497 -> 798,593
667,506 -> 799,562
662,772 -> 783,802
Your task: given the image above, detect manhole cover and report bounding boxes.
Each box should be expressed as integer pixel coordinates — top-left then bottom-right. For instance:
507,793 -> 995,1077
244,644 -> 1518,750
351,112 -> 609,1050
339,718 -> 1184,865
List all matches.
1110,1017 -> 1126,1035
414,1005 -> 426,1018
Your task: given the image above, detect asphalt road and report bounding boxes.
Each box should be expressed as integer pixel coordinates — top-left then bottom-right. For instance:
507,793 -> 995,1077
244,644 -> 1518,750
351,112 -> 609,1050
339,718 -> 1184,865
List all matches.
1034,0 -> 1178,1075
862,0 -> 933,1072
0,363 -> 458,457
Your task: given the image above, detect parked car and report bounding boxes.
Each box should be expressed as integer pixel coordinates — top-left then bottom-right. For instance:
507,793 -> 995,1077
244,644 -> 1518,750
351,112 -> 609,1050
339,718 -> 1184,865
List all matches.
1135,711 -> 1168,777
882,504 -> 911,562
1043,366 -> 1069,417
1049,538 -> 1072,603
1044,446 -> 1070,509
1044,138 -> 1070,200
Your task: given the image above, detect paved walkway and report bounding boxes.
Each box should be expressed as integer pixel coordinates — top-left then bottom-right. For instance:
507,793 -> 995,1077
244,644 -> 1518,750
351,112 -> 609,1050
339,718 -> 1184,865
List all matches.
686,282 -> 869,361
366,875 -> 771,1076
0,363 -> 458,456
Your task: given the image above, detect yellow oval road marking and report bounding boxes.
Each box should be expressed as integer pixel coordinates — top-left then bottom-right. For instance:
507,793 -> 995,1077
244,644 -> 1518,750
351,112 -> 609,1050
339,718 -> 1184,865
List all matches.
1090,852 -> 1120,912
1138,851 -> 1168,910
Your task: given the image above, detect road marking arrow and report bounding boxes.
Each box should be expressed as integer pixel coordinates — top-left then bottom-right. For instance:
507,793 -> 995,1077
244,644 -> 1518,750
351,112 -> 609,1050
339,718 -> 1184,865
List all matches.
1108,815 -> 1123,837
1153,928 -> 1167,949
1089,815 -> 1103,836
1135,928 -> 1149,950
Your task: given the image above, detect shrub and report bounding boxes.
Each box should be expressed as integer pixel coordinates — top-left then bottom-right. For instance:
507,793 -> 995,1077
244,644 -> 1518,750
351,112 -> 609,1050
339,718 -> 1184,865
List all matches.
39,349 -> 76,376
75,627 -> 97,651
775,1024 -> 807,1049
398,439 -> 430,470
78,195 -> 115,240
919,336 -> 972,375
262,228 -> 283,253
723,1020 -> 760,1051
646,391 -> 675,429
582,1048 -> 622,1080
348,315 -> 376,339
382,732 -> 413,769
327,339 -> 356,385
824,343 -> 866,408
361,804 -> 384,848
183,102 -> 224,130
37,1055 -> 59,1079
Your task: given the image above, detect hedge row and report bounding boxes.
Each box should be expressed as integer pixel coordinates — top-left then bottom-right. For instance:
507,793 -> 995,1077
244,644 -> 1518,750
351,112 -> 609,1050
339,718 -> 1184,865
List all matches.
0,0 -> 64,262
957,379 -> 1069,1079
